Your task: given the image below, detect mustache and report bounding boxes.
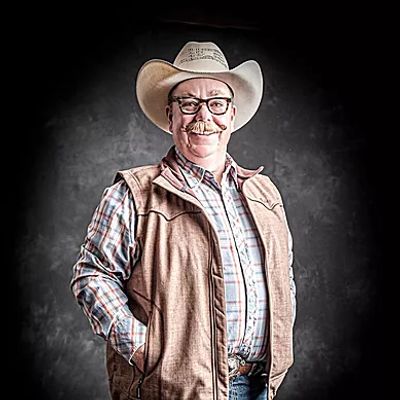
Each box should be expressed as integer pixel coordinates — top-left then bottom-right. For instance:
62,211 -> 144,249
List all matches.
184,121 -> 227,134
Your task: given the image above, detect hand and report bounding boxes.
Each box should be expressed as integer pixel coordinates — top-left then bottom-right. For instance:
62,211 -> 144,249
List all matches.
132,344 -> 145,373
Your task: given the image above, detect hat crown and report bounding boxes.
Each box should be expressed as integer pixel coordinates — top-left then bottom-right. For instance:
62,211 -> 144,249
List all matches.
173,41 -> 229,73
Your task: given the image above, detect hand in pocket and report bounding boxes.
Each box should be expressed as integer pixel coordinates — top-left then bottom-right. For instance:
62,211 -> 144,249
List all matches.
132,344 -> 145,373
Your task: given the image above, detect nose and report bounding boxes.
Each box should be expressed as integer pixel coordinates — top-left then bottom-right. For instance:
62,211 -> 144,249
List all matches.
195,101 -> 212,121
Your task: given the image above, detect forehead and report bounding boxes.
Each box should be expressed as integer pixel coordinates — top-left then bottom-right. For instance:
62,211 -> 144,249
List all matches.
172,78 -> 231,95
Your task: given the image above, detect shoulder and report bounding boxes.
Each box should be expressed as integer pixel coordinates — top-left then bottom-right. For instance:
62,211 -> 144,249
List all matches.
243,172 -> 284,205
114,163 -> 161,190
102,178 -> 130,201
97,179 -> 134,215
256,173 -> 281,193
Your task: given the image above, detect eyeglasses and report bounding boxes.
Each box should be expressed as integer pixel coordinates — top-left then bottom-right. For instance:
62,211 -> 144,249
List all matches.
169,96 -> 232,115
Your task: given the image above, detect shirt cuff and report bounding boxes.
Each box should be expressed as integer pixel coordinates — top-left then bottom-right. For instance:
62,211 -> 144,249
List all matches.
128,343 -> 146,367
108,305 -> 147,364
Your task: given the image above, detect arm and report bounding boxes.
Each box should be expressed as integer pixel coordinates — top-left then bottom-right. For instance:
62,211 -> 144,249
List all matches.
288,228 -> 296,326
268,175 -> 297,326
70,179 -> 146,366
268,175 -> 296,326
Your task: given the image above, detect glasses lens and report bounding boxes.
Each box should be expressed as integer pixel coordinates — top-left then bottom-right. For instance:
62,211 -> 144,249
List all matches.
180,98 -> 201,113
208,98 -> 229,114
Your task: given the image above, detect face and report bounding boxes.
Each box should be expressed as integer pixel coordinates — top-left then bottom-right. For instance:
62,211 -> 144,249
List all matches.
166,78 -> 236,163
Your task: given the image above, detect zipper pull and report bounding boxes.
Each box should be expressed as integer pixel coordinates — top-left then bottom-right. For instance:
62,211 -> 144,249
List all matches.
135,377 -> 144,399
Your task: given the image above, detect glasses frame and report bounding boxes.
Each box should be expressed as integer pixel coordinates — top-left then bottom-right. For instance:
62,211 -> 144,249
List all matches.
169,96 -> 233,115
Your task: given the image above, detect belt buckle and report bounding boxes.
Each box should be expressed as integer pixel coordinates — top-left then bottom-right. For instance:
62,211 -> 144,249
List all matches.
228,354 -> 246,381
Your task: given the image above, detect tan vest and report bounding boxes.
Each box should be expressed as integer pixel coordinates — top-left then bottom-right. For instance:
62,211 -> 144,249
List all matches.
106,148 -> 294,400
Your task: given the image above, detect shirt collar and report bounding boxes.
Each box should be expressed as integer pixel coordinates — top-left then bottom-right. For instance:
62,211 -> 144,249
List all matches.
174,145 -> 239,189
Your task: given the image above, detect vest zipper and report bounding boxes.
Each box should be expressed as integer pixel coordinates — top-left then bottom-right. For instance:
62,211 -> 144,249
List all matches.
208,231 -> 218,400
241,189 -> 274,394
265,259 -> 273,398
135,377 -> 144,399
134,310 -> 152,399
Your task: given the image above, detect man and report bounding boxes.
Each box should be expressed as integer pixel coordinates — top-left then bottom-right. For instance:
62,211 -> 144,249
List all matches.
71,41 -> 296,400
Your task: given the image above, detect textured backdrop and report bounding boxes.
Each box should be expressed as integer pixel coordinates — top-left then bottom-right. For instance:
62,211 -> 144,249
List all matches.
10,5 -> 383,400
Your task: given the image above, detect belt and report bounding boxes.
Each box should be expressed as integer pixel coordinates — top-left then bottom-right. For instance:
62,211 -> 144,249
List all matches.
228,354 -> 267,381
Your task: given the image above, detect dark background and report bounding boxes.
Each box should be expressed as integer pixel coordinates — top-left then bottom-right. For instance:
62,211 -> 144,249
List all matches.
8,4 -> 385,399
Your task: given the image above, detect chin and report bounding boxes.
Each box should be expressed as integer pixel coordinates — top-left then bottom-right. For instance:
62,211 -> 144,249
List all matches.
188,145 -> 218,159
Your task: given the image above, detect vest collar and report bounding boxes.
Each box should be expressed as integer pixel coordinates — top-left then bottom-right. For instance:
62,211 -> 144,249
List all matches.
158,146 -> 264,190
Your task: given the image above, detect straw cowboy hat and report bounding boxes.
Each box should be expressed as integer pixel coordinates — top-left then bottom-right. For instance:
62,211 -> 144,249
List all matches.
136,41 -> 263,134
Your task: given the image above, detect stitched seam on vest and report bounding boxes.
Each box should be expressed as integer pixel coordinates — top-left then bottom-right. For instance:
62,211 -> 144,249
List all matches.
243,176 -> 286,214
246,198 -> 281,210
137,210 -> 202,221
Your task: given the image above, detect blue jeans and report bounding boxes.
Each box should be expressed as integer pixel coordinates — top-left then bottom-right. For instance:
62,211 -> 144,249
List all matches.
228,375 -> 268,400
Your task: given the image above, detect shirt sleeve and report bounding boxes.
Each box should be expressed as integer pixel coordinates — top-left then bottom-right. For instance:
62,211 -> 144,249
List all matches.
70,179 -> 147,364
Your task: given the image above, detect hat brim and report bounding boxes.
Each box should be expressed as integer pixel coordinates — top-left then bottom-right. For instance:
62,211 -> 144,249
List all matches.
136,59 -> 263,134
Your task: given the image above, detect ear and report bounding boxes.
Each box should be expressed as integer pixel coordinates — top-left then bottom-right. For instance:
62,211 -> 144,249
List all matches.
166,106 -> 173,132
231,104 -> 237,122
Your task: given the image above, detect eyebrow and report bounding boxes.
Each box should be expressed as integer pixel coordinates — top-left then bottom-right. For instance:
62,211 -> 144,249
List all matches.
208,89 -> 228,96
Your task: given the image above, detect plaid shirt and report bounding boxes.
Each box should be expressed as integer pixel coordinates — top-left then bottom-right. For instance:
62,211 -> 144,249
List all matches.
174,148 -> 269,361
71,146 -> 295,364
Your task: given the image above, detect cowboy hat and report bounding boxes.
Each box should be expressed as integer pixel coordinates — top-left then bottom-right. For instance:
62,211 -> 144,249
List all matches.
136,41 -> 263,134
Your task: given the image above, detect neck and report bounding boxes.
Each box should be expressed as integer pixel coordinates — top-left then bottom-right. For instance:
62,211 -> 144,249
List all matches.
197,157 -> 225,185
176,147 -> 226,182
186,154 -> 225,173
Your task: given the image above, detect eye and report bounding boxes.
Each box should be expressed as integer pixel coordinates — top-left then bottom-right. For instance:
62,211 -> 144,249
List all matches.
183,100 -> 199,107
208,98 -> 229,113
180,99 -> 200,108
209,100 -> 224,107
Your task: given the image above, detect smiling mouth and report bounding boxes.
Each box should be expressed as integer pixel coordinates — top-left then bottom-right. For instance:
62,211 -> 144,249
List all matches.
190,131 -> 217,136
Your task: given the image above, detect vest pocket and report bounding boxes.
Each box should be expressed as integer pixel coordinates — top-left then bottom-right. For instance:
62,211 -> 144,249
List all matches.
106,343 -> 137,400
143,306 -> 164,377
131,305 -> 164,399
